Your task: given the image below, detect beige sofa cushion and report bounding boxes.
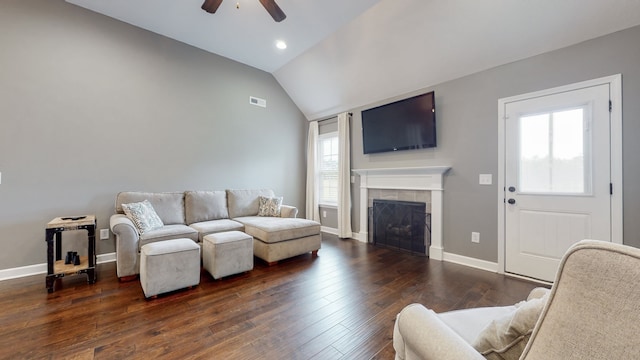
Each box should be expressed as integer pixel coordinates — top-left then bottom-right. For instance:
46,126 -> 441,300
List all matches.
139,224 -> 198,250
472,292 -> 549,360
188,219 -> 245,242
227,189 -> 275,218
236,216 -> 320,243
116,191 -> 186,225
185,190 -> 229,224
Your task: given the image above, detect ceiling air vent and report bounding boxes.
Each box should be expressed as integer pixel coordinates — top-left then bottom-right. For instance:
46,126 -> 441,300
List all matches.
249,96 -> 266,108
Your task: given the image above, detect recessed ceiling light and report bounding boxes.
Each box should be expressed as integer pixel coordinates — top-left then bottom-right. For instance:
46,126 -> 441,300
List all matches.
276,40 -> 287,50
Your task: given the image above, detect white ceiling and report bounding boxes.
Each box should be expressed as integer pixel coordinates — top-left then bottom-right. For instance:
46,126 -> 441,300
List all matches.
65,0 -> 382,73
66,0 -> 640,120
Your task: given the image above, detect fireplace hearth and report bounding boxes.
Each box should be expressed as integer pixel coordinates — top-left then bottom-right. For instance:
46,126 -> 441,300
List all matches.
372,199 -> 430,255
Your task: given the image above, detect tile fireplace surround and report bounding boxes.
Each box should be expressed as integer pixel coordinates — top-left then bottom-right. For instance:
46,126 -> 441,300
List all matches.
352,166 -> 451,260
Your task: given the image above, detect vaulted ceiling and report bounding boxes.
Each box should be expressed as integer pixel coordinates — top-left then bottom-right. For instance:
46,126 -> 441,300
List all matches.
66,0 -> 640,120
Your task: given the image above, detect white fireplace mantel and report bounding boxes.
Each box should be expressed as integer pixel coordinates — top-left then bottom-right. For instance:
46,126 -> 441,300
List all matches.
352,166 -> 451,260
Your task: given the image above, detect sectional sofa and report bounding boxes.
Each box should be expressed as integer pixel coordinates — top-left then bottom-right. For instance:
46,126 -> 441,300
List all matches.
110,189 -> 321,280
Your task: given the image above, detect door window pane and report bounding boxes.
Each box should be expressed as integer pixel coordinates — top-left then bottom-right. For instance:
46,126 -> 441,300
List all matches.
519,108 -> 590,194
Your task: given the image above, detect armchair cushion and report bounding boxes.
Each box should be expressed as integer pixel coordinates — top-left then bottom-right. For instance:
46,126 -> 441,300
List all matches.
394,304 -> 486,360
438,306 -> 518,344
472,292 -> 549,360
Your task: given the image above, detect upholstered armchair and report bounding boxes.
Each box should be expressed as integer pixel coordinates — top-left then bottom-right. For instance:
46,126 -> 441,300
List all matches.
393,240 -> 640,360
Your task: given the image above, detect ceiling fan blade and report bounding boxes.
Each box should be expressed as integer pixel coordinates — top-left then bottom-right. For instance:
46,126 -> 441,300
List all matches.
202,0 -> 224,13
258,0 -> 286,22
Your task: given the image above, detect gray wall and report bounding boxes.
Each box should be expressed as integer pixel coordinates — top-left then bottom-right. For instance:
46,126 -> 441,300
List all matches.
0,0 -> 307,270
319,206 -> 338,229
350,25 -> 640,262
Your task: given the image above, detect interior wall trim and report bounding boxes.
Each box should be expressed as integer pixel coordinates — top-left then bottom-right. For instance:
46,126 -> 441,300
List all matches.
442,252 -> 499,273
321,226 -> 339,236
0,253 -> 116,282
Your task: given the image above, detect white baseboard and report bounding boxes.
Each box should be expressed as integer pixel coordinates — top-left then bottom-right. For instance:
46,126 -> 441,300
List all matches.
429,245 -> 444,261
0,252 -> 116,282
322,229 -> 498,274
319,228 -> 500,274
98,252 -> 116,264
321,226 -> 339,236
504,272 -> 552,286
321,227 -> 369,243
442,251 -> 499,273
352,231 -> 368,243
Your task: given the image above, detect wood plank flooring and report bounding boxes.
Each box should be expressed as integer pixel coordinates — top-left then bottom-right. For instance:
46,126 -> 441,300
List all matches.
0,234 -> 540,359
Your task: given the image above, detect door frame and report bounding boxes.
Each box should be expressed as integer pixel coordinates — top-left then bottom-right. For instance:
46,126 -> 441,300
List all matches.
497,74 -> 623,275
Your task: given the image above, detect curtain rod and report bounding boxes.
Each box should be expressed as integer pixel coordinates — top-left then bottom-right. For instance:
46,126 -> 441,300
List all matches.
317,112 -> 353,123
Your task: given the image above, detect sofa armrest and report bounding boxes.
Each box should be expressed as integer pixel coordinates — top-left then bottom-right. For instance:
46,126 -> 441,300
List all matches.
280,205 -> 298,218
110,214 -> 140,279
394,304 -> 485,360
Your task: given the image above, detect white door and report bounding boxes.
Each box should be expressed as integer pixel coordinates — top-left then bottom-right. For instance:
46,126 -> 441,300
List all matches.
504,83 -> 611,282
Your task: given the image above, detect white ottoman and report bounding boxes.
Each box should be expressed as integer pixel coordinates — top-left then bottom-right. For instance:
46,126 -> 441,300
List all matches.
140,238 -> 200,298
203,231 -> 253,279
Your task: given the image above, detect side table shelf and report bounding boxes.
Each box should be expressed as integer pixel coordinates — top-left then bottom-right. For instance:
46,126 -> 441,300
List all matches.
45,215 -> 97,293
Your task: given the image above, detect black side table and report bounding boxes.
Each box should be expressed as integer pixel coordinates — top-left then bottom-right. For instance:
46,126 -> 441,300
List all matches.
45,215 -> 97,293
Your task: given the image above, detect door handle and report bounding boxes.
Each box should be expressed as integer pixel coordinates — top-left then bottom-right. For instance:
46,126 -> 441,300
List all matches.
508,186 -> 516,192
507,198 -> 516,205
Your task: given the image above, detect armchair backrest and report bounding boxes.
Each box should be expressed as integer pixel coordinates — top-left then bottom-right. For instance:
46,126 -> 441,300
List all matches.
522,240 -> 640,359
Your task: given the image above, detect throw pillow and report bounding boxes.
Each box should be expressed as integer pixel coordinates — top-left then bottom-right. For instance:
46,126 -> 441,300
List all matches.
472,293 -> 549,360
257,196 -> 283,217
122,200 -> 164,234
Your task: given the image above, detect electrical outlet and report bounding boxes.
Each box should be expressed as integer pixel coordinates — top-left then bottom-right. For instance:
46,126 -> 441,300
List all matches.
100,229 -> 110,240
322,210 -> 327,218
471,232 -> 480,243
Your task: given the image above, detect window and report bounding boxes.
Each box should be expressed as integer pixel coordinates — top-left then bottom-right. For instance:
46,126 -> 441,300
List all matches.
518,107 -> 591,194
318,132 -> 339,205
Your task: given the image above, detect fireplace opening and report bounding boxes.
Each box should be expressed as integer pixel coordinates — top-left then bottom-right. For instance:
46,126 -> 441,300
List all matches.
371,199 -> 430,256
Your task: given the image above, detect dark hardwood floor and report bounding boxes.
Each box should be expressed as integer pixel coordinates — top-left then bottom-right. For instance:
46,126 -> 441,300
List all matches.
0,234 -> 539,360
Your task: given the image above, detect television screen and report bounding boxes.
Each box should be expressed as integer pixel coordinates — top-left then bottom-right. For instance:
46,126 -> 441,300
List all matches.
361,91 -> 436,154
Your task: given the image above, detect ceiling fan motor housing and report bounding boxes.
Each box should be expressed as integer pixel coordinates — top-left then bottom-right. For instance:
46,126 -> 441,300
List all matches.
201,0 -> 286,22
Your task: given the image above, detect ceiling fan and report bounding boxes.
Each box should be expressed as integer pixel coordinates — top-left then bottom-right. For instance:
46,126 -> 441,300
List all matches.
201,0 -> 287,22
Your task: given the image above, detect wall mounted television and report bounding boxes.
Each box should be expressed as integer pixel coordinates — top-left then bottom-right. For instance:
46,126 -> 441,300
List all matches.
361,91 -> 436,154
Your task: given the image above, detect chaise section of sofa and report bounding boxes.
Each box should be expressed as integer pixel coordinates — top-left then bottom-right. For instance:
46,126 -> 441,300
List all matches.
227,189 -> 321,265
